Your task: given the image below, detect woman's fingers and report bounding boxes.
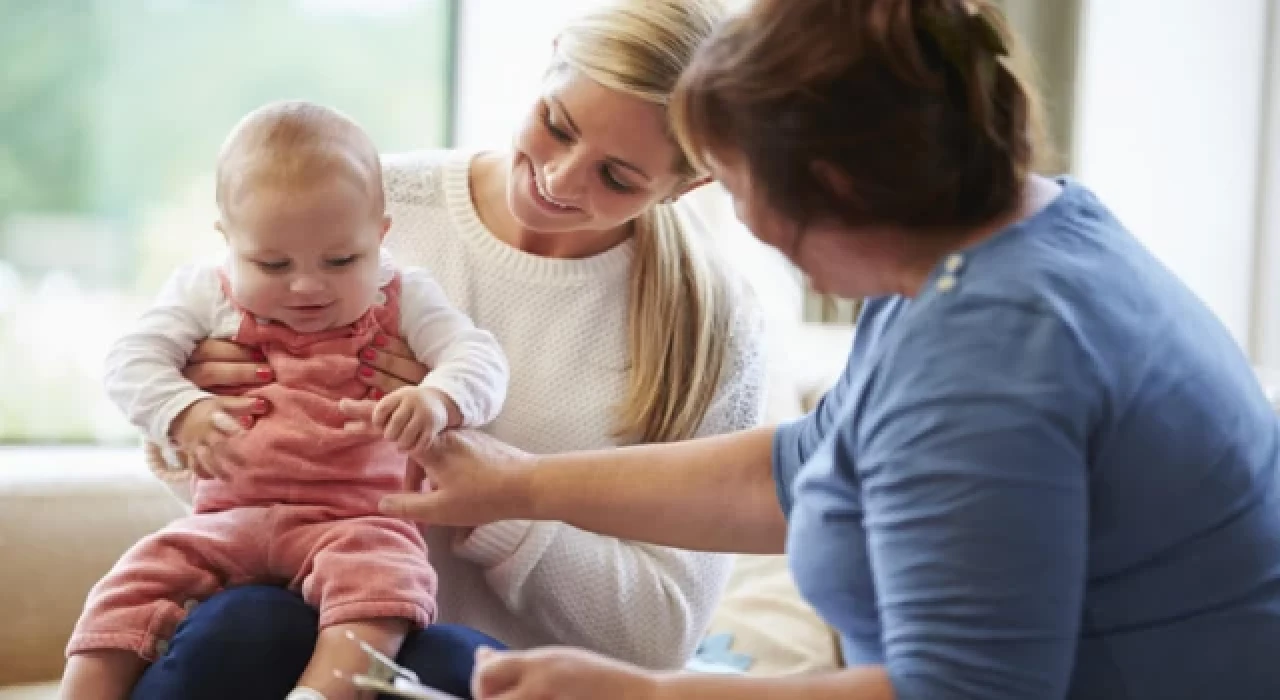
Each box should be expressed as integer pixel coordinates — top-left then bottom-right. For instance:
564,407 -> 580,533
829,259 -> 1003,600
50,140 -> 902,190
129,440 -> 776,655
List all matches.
379,490 -> 448,521
183,361 -> 273,390
360,340 -> 428,387
378,431 -> 505,525
404,457 -> 426,493
216,396 -> 270,417
188,339 -> 260,364
184,340 -> 270,390
473,649 -> 524,699
373,333 -> 416,362
359,365 -> 415,398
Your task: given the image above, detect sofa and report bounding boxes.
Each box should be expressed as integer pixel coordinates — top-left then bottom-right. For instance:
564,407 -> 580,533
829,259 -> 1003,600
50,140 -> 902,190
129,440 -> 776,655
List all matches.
0,322 -> 856,697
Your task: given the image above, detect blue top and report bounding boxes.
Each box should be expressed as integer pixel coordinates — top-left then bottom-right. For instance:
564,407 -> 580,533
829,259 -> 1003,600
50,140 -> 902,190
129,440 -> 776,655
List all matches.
775,179 -> 1280,700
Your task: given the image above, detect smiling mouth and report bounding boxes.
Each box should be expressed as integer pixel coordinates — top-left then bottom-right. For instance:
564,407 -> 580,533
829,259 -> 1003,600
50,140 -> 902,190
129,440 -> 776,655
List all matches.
532,166 -> 578,211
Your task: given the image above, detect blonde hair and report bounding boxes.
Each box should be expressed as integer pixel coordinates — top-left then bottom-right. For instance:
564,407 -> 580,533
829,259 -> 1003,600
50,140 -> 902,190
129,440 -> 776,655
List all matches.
555,0 -> 732,443
215,100 -> 384,222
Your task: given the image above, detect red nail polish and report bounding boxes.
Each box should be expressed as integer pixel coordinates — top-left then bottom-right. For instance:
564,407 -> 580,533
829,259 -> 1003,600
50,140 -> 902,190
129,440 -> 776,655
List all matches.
370,388 -> 384,400
255,367 -> 273,380
253,399 -> 268,413
373,334 -> 389,348
240,416 -> 254,429
360,348 -> 377,362
251,349 -> 266,361
359,366 -> 374,378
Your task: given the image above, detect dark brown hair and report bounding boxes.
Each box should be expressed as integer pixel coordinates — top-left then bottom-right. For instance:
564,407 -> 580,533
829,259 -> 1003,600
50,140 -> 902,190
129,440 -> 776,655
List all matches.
671,0 -> 1048,233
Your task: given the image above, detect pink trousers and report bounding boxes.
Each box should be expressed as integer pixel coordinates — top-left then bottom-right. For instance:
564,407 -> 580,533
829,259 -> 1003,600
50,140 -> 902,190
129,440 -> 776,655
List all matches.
66,504 -> 436,661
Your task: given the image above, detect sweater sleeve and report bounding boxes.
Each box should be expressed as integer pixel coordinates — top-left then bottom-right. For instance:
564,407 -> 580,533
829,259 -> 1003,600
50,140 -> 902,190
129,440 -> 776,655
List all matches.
451,299 -> 770,669
397,266 -> 509,426
104,264 -> 219,446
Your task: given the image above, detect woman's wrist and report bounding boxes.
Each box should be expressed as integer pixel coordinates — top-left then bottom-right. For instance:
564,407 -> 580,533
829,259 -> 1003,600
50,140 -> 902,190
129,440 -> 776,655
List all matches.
512,451 -> 547,521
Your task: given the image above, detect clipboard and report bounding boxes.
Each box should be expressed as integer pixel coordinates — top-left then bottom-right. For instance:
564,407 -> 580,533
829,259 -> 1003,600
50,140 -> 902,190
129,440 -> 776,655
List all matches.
342,631 -> 467,700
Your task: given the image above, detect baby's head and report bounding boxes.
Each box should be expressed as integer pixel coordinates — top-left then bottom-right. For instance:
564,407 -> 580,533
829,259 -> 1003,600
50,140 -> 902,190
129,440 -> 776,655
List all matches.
215,100 -> 389,333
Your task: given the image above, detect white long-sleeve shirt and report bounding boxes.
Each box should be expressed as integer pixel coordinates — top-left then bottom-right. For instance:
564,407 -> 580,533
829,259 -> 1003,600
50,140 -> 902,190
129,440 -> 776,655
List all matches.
107,254 -> 508,447
151,149 -> 769,669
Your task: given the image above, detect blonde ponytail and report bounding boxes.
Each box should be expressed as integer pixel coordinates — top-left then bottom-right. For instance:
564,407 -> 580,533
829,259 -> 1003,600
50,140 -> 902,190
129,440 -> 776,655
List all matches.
619,203 -> 730,443
555,0 -> 732,443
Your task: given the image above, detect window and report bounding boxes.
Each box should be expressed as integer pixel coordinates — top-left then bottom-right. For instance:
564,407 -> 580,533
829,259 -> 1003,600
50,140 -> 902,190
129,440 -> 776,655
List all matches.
0,0 -> 456,443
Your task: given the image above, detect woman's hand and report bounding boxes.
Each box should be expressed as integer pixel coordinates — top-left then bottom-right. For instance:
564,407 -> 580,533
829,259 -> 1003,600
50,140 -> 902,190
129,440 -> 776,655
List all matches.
472,647 -> 660,700
184,339 -> 274,395
358,333 -> 429,399
337,403 -> 536,526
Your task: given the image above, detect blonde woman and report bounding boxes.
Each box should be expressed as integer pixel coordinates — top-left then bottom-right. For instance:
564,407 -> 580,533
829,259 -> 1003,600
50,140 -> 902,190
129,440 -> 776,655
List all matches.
128,2 -> 766,699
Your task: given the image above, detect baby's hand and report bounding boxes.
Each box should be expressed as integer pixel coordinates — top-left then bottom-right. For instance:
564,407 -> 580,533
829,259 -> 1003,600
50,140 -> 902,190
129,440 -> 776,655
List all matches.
169,397 -> 259,480
373,386 -> 455,454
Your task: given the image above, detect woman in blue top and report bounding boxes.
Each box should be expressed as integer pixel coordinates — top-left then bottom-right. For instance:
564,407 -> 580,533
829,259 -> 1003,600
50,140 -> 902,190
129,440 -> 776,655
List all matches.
373,0 -> 1280,698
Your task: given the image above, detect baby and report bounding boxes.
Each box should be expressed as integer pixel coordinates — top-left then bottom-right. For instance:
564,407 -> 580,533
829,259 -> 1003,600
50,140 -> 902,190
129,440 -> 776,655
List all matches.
60,101 -> 508,700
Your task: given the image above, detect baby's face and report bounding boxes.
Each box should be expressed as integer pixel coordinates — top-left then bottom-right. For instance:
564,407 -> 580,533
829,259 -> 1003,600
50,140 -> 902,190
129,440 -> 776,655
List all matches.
221,176 -> 388,333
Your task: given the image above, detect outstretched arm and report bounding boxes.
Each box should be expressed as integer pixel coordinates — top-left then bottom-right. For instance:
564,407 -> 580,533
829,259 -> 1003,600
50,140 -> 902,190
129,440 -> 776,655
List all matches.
371,303 -> 784,668
377,301 -> 787,555
528,425 -> 785,554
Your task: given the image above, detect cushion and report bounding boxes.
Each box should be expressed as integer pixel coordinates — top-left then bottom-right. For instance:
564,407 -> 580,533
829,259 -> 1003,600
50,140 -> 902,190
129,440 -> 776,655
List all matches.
0,449 -> 185,687
694,554 -> 842,676
0,682 -> 58,700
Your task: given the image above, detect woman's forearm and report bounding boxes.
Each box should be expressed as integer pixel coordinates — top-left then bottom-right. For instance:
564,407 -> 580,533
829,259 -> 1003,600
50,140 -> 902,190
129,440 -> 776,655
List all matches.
654,666 -> 895,700
526,425 -> 786,554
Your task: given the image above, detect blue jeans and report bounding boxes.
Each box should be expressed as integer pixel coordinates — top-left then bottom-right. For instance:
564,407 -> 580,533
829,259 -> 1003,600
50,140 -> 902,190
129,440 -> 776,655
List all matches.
130,585 -> 505,700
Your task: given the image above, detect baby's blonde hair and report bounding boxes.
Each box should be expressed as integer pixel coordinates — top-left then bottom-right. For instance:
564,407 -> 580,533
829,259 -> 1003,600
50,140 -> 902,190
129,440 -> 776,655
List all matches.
555,0 -> 732,443
215,100 -> 384,223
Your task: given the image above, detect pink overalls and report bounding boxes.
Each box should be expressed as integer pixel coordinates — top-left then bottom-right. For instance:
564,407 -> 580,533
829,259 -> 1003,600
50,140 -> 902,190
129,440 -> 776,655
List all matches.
67,274 -> 436,661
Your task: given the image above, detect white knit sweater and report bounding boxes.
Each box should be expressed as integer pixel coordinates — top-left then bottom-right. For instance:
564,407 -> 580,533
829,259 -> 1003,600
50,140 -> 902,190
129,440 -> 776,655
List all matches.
155,148 -> 769,669
382,150 -> 768,669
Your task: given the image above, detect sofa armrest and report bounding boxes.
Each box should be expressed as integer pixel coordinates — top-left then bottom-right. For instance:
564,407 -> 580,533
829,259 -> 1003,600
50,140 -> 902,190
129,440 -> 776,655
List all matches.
0,448 -> 185,686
